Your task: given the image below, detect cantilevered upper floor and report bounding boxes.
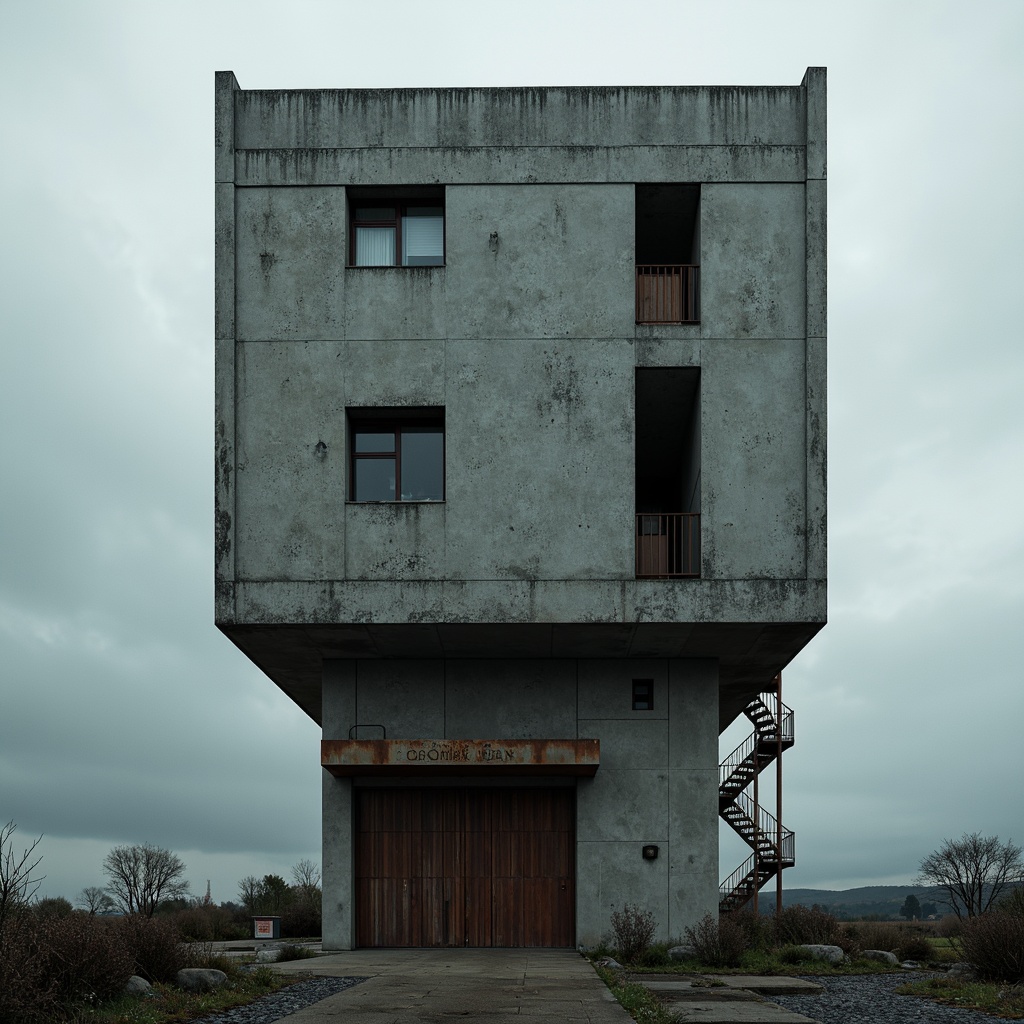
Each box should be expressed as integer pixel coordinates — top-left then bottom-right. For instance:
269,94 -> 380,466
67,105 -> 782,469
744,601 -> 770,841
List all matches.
214,71 -> 827,727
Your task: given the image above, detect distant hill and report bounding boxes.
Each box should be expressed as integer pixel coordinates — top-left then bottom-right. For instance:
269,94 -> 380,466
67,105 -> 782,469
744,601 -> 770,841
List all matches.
773,885 -> 951,919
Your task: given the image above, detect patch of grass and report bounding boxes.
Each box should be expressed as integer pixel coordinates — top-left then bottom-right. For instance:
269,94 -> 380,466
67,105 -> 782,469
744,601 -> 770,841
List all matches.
593,966 -> 678,1024
276,944 -> 320,962
897,976 -> 1024,1020
80,963 -> 293,1024
620,949 -> 898,977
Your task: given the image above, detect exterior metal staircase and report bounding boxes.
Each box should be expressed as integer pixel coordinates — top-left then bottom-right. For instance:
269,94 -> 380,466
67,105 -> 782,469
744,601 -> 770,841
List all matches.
718,689 -> 795,912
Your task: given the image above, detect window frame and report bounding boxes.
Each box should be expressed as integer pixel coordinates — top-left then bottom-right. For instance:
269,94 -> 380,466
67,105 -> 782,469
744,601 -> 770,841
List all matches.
347,188 -> 446,268
348,410 -> 446,503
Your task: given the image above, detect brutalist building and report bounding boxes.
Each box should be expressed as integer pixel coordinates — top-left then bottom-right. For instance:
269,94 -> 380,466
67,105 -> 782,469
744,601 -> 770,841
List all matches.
214,69 -> 827,949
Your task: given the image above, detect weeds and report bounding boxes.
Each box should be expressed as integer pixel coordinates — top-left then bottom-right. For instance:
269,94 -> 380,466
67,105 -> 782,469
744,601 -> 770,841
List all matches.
898,976 -> 1024,1020
593,966 -> 678,1024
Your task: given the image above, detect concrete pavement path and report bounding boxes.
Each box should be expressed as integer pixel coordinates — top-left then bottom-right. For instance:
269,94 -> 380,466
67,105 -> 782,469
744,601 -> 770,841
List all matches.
269,948 -> 632,1023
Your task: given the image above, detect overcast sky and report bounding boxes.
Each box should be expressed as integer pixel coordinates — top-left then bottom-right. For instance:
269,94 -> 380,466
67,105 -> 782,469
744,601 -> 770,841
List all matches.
1,0 -> 1022,907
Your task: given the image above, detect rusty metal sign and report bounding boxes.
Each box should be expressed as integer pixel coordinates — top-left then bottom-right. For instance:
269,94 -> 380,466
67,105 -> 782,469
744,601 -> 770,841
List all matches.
321,738 -> 600,776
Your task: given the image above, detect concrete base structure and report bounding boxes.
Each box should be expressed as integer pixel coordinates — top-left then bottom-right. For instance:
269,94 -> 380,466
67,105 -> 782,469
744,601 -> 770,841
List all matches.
321,658 -> 718,950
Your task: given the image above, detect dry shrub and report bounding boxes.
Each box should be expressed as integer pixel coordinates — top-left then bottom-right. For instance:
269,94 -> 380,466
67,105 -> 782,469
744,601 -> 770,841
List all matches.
36,913 -> 134,1004
170,903 -> 247,942
610,903 -> 656,964
959,912 -> 1024,983
684,912 -> 747,967
937,915 -> 963,939
117,914 -> 190,983
0,912 -> 134,1023
727,909 -> 774,951
773,905 -> 847,949
282,901 -> 322,938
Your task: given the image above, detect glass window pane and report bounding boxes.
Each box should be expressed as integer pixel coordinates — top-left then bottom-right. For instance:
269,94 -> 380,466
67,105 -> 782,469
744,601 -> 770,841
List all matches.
355,226 -> 396,266
354,431 -> 396,453
400,429 -> 444,500
402,211 -> 444,266
354,458 -> 396,501
355,207 -> 395,221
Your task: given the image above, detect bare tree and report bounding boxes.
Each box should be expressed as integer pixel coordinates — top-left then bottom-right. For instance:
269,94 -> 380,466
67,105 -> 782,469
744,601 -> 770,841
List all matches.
237,874 -> 262,915
918,832 -> 1024,920
0,821 -> 44,939
291,858 -> 321,892
78,885 -> 115,915
103,843 -> 189,916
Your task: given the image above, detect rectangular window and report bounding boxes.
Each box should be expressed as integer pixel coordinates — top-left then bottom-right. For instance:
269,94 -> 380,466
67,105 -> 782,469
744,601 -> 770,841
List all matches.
349,409 -> 445,502
632,679 -> 654,711
349,189 -> 445,267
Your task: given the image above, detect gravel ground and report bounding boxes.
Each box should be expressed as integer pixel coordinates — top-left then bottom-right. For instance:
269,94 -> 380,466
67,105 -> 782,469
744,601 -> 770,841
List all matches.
771,973 -> 1003,1023
191,976 -> 366,1024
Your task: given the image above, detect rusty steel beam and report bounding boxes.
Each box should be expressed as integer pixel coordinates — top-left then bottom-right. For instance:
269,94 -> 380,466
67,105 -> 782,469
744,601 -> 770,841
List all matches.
321,738 -> 600,776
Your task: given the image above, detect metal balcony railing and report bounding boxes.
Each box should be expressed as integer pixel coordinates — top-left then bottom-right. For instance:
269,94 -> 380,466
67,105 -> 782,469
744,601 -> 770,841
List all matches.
636,264 -> 699,324
635,513 -> 700,578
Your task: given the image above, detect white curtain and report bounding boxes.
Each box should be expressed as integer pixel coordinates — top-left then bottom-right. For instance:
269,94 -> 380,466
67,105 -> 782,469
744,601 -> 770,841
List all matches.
356,226 -> 396,266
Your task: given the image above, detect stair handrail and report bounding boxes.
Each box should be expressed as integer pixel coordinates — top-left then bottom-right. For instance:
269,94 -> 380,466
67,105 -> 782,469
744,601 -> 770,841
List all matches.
719,853 -> 757,898
745,693 -> 794,743
732,791 -> 793,845
719,731 -> 756,788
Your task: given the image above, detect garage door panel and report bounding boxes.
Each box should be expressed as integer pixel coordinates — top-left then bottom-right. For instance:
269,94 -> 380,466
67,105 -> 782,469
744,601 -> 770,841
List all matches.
356,788 -> 574,947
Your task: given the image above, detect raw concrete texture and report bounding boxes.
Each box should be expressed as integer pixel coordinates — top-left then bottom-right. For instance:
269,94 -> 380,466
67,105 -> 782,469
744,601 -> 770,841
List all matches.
271,948 -> 632,1022
577,719 -> 668,770
446,184 -> 634,340
235,187 -> 346,341
232,86 -> 807,151
344,268 -> 448,342
700,183 -> 806,341
321,772 -> 353,951
444,338 -> 634,582
443,661 -> 578,738
668,659 -> 719,769
702,339 -> 807,580
576,840 -> 669,946
576,769 -> 669,843
354,662 -> 445,739
577,659 -> 669,720
344,503 -> 446,582
234,341 -> 347,580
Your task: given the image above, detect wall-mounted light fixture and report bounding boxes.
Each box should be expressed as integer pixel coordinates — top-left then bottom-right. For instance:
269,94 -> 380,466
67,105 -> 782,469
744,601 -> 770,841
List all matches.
642,844 -> 659,860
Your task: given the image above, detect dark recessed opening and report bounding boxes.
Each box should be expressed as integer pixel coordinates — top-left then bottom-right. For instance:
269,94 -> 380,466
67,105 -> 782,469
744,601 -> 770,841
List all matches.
632,679 -> 654,711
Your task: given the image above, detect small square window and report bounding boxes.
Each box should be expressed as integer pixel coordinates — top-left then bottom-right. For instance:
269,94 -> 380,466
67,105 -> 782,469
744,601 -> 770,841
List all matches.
632,679 -> 654,711
349,189 -> 445,267
348,409 -> 445,502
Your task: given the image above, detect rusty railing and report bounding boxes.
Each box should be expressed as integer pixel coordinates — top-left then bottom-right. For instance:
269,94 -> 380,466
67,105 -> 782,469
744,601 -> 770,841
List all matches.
635,513 -> 700,578
635,264 -> 699,324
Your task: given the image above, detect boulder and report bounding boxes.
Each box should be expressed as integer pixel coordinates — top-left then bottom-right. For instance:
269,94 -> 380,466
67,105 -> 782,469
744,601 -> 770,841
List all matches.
798,944 -> 846,964
861,949 -> 899,965
946,962 -> 979,981
124,975 -> 152,995
255,948 -> 279,962
669,944 -> 698,961
901,960 -> 921,969
595,956 -> 624,970
176,968 -> 229,993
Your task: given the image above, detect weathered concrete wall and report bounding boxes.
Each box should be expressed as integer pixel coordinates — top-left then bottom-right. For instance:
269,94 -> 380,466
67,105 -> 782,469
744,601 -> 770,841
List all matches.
217,70 -> 827,950
320,657 -> 719,949
229,178 -> 810,588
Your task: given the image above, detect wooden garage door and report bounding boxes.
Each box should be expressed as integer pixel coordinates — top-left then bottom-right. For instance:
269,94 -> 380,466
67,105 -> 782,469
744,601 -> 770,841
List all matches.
355,788 -> 574,947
